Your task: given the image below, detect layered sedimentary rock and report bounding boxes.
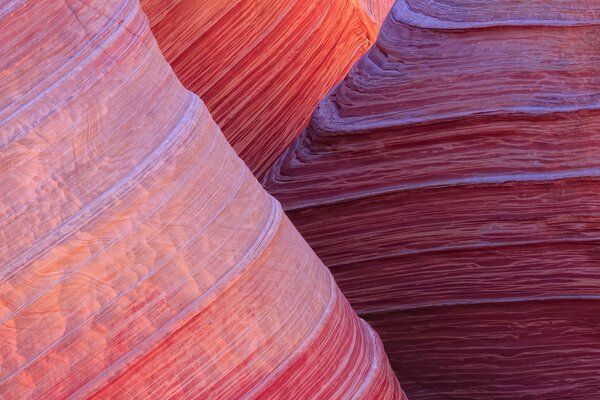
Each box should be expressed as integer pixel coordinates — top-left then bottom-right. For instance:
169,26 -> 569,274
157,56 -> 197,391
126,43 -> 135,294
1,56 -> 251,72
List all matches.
140,0 -> 394,176
0,1 -> 403,398
264,0 -> 600,398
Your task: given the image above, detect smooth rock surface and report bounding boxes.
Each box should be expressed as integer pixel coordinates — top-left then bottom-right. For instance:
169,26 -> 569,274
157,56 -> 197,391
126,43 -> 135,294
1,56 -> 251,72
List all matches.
140,0 -> 394,176
0,1 -> 402,398
264,0 -> 600,398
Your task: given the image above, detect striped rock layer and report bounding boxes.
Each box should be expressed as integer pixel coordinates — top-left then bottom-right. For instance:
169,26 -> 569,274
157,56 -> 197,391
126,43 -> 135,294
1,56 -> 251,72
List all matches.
264,0 -> 600,398
140,0 -> 394,176
0,1 -> 403,398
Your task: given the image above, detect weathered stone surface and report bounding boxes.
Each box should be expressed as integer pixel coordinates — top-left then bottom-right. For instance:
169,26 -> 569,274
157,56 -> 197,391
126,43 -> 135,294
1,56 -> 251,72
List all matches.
264,0 -> 600,398
140,0 -> 394,176
0,1 -> 402,398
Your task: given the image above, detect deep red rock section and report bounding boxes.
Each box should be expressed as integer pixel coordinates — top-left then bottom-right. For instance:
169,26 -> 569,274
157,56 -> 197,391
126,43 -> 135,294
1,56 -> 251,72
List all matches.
264,0 -> 600,398
140,0 -> 394,176
0,1 -> 403,398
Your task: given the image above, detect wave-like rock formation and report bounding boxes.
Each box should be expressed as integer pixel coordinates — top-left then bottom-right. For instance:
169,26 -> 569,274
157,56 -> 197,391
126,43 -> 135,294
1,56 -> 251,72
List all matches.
140,0 -> 394,176
264,0 -> 600,398
0,1 -> 403,398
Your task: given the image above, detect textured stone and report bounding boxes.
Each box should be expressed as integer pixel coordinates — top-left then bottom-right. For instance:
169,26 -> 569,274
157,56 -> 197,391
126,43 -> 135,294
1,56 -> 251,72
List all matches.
264,0 -> 600,398
140,0 -> 394,176
0,1 -> 402,398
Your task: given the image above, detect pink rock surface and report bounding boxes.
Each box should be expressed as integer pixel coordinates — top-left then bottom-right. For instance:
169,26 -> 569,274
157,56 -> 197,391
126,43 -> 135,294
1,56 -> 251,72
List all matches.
0,1 -> 402,398
264,0 -> 600,398
140,0 -> 394,176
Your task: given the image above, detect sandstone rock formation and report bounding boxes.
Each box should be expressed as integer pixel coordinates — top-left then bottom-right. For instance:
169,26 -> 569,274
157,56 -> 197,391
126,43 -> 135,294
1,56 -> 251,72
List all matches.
140,0 -> 394,176
0,1 -> 403,398
264,0 -> 600,398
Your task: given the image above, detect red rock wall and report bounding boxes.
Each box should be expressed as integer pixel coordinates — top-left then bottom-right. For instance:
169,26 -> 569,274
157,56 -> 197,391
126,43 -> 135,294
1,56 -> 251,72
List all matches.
0,1 -> 402,398
140,0 -> 394,176
264,0 -> 600,398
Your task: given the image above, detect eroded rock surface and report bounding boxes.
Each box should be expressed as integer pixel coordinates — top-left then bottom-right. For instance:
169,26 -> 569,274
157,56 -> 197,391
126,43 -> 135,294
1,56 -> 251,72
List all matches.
0,1 -> 402,398
141,0 -> 394,176
264,0 -> 600,398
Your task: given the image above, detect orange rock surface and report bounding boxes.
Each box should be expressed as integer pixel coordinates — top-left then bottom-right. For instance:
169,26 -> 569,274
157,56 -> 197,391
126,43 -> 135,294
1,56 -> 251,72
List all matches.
264,0 -> 600,398
140,0 -> 394,176
0,1 -> 403,398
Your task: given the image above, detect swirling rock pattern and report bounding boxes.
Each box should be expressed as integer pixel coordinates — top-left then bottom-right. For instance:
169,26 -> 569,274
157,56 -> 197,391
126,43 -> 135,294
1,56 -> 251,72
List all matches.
140,0 -> 394,176
264,0 -> 600,398
0,1 -> 403,398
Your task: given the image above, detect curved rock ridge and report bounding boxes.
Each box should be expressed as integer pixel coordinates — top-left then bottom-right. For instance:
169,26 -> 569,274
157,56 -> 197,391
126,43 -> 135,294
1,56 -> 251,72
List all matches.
264,0 -> 600,398
0,1 -> 403,398
140,0 -> 395,176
